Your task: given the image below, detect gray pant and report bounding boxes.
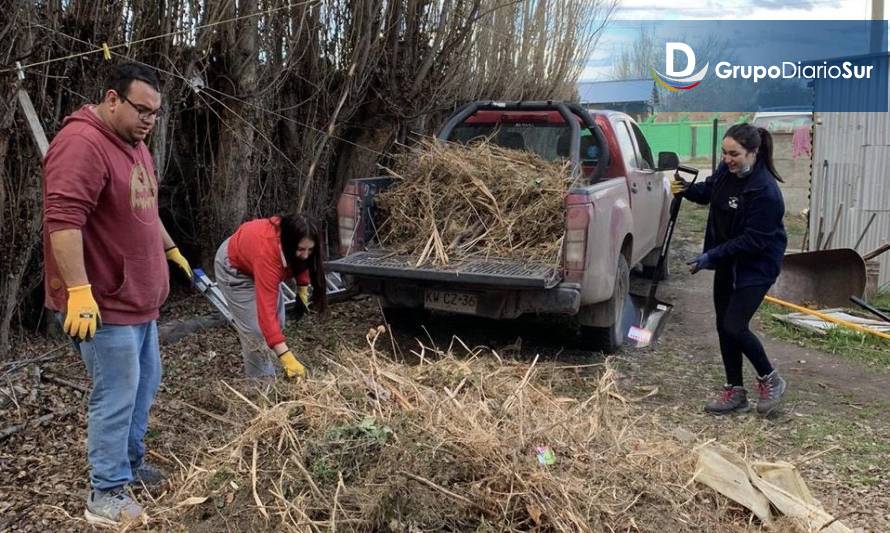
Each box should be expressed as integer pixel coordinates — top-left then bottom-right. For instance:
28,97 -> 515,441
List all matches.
214,238 -> 285,379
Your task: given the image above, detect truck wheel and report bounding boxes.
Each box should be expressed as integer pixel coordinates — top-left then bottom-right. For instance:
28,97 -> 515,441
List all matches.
581,255 -> 630,353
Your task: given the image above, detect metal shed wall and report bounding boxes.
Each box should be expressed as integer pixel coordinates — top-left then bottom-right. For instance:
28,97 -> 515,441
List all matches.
810,110 -> 890,289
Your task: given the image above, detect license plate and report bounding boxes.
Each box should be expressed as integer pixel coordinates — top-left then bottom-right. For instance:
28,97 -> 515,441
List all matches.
424,290 -> 478,314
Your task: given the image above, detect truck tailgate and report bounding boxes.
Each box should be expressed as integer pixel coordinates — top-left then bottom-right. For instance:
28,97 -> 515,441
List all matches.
327,251 -> 561,289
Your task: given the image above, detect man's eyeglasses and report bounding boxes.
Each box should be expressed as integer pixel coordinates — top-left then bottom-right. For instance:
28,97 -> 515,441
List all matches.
117,92 -> 164,121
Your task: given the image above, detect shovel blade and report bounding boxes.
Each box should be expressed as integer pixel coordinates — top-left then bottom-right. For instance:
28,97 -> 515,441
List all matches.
627,292 -> 674,348
770,249 -> 866,307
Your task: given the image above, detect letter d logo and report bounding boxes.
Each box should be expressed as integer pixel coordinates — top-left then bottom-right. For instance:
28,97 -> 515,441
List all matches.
666,42 -> 696,77
651,42 -> 709,92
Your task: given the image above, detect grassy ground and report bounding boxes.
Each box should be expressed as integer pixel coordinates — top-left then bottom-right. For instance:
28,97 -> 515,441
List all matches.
758,284 -> 890,369
759,302 -> 890,368
872,288 -> 890,310
619,339 -> 890,505
784,212 -> 808,249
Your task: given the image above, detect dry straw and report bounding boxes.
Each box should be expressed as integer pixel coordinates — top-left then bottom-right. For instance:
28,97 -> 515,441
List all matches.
375,138 -> 572,266
149,330 -> 776,532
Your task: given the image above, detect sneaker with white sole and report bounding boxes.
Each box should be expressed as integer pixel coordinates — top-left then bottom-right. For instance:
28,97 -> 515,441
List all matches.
84,486 -> 143,525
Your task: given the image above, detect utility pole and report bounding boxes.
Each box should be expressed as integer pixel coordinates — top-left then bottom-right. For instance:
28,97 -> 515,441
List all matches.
871,0 -> 885,54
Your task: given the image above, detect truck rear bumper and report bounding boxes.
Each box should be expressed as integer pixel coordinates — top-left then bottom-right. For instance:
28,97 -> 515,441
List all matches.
327,252 -> 561,289
358,278 -> 581,319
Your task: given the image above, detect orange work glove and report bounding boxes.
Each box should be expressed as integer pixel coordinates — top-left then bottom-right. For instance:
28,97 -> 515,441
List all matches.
165,246 -> 194,281
278,350 -> 307,379
64,284 -> 101,342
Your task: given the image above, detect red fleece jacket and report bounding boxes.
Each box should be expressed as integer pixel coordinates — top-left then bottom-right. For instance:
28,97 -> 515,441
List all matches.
43,105 -> 169,324
227,217 -> 310,347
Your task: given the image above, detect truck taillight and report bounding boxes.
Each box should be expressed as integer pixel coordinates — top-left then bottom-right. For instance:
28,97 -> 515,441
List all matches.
337,182 -> 361,256
564,194 -> 592,283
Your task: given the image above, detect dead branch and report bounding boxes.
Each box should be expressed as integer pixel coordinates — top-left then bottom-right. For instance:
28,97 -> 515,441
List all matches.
42,371 -> 89,394
0,407 -> 76,442
399,470 -> 497,517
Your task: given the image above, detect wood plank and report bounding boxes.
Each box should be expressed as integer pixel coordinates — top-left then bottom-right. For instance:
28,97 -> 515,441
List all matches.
16,89 -> 49,158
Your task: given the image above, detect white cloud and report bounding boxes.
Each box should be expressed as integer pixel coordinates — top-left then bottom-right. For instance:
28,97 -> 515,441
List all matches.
611,0 -> 868,21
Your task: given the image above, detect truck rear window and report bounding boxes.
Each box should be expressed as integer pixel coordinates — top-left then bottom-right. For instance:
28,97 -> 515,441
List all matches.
449,124 -> 571,162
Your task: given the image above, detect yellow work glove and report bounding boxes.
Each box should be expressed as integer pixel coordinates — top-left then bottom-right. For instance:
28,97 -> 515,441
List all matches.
298,286 -> 310,310
278,350 -> 307,379
671,177 -> 689,196
165,246 -> 193,281
64,284 -> 101,342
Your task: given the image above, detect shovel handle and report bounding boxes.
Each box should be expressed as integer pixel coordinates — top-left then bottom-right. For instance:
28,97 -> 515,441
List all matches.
850,296 -> 890,323
647,166 -> 700,300
764,295 -> 890,341
863,242 -> 890,261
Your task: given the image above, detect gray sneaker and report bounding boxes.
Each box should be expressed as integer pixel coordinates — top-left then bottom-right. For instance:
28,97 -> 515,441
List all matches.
704,385 -> 750,415
756,370 -> 787,415
84,486 -> 144,525
133,462 -> 166,487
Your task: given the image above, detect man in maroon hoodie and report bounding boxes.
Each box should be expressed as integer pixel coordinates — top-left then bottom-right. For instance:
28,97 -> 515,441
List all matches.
43,63 -> 193,525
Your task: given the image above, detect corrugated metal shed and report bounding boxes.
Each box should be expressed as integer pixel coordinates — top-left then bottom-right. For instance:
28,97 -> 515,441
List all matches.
810,69 -> 890,290
577,79 -> 655,105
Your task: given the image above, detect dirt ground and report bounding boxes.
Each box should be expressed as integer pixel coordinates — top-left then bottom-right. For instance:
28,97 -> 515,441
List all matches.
1,205 -> 888,531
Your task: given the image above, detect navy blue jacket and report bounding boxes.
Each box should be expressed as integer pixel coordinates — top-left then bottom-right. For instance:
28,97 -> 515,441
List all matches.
683,160 -> 787,288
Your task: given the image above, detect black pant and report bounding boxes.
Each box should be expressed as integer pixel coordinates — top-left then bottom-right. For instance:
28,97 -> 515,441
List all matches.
713,267 -> 774,386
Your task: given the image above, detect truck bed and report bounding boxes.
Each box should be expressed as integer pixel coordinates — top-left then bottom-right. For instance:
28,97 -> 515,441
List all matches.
327,251 -> 561,289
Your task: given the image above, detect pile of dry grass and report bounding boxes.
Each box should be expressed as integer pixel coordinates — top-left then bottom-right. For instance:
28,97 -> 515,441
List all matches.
375,138 -> 572,266
147,330 -> 773,532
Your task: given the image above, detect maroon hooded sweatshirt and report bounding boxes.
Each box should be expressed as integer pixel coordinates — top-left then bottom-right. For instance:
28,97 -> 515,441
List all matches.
43,105 -> 169,324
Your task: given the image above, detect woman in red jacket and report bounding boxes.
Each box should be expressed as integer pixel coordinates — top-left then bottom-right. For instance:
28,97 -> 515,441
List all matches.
214,214 -> 327,379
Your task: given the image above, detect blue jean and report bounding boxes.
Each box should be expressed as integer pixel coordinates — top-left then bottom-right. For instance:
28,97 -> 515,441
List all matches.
75,320 -> 162,491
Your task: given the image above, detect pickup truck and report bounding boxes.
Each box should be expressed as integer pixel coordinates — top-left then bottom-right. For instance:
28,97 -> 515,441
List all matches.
327,101 -> 679,351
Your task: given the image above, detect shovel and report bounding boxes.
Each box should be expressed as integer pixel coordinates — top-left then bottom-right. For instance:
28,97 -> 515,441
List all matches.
768,249 -> 866,308
628,164 -> 700,347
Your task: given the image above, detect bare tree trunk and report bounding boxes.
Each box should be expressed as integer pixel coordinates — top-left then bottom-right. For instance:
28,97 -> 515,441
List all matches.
0,88 -> 17,358
332,111 -> 399,200
0,7 -> 44,359
203,0 -> 258,254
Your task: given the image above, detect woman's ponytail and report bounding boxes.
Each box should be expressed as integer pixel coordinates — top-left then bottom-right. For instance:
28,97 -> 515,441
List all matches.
756,127 -> 783,182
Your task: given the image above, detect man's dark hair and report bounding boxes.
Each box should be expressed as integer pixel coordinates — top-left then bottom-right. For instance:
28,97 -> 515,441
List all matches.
103,63 -> 161,97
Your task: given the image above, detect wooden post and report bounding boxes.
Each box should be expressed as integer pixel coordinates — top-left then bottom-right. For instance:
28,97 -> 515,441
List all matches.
14,63 -> 49,158
871,0 -> 885,53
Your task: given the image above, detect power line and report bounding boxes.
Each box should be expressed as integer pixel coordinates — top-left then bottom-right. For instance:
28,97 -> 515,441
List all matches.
32,24 -> 394,163
1,1 -> 319,74
27,23 -> 393,166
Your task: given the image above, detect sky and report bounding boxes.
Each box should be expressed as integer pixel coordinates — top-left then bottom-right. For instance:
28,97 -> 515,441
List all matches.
582,0 -> 879,80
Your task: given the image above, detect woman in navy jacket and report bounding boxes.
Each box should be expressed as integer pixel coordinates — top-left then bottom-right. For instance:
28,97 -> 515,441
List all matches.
674,123 -> 788,415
